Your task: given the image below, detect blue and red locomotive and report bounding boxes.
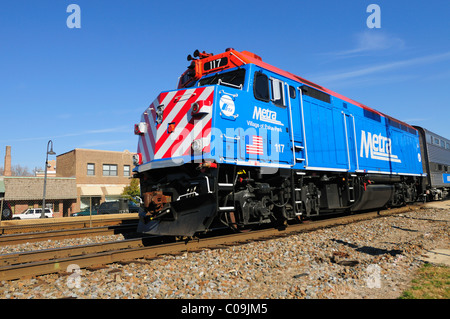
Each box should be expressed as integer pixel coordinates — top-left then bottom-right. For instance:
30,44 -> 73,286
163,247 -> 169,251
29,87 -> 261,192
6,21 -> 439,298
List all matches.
133,48 -> 443,237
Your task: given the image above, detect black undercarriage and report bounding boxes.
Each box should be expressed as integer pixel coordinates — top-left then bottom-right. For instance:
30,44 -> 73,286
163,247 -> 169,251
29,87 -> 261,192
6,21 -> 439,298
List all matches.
136,163 -> 422,237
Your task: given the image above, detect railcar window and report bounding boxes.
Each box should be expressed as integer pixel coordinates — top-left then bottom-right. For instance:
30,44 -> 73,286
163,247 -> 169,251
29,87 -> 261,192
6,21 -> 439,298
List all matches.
270,78 -> 286,107
441,140 -> 445,148
253,72 -> 270,102
434,137 -> 440,144
363,109 -> 381,122
387,118 -> 408,132
388,118 -> 400,129
199,68 -> 246,89
446,143 -> 450,149
301,85 -> 331,104
407,127 -> 417,135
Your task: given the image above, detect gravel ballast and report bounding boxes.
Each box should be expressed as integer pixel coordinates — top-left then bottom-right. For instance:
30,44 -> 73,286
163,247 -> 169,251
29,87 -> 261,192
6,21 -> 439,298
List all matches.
0,203 -> 448,299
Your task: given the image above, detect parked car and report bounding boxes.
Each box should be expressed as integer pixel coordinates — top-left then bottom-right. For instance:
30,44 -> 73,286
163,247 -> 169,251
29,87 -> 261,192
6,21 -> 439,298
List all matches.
71,205 -> 99,217
13,208 -> 54,220
97,199 -> 143,215
1,200 -> 12,220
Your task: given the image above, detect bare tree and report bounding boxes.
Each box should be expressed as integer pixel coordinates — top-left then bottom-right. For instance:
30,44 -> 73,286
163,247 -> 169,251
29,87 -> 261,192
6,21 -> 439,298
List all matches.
1,164 -> 40,176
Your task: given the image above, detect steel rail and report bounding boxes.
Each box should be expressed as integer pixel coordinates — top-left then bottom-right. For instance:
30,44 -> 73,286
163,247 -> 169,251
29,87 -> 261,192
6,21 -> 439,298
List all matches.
0,238 -> 145,267
0,223 -> 139,247
0,204 -> 419,281
0,215 -> 139,235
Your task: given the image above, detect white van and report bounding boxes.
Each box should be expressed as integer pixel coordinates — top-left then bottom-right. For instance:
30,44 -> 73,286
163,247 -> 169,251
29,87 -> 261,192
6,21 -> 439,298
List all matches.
13,208 -> 54,220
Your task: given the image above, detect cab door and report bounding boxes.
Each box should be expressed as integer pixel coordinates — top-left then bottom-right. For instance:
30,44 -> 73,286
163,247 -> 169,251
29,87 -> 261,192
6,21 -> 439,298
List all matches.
286,84 -> 306,168
343,112 -> 357,171
249,70 -> 293,166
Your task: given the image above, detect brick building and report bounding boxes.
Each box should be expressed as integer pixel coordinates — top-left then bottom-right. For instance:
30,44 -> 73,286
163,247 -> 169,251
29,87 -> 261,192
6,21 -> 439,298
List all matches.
1,176 -> 77,217
1,145 -> 77,217
56,148 -> 134,212
35,160 -> 56,177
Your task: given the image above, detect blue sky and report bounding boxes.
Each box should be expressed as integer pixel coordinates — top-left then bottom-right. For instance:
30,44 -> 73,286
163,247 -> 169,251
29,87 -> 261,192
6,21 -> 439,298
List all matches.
1,0 -> 449,171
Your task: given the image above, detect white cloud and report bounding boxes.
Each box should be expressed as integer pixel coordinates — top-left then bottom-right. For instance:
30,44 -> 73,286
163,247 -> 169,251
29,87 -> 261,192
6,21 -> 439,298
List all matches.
311,51 -> 450,85
79,139 -> 130,148
332,31 -> 405,57
0,125 -> 129,143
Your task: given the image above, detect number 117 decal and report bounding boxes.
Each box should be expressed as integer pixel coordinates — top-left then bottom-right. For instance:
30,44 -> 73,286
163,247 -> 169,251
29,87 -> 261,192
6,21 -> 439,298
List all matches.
275,144 -> 284,153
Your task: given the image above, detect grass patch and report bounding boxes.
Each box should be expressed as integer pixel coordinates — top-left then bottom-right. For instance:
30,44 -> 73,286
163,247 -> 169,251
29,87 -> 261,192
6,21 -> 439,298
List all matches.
400,263 -> 450,299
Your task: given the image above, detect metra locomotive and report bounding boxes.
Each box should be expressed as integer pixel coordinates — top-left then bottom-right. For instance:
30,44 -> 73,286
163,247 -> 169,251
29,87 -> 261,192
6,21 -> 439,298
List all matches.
133,48 -> 449,236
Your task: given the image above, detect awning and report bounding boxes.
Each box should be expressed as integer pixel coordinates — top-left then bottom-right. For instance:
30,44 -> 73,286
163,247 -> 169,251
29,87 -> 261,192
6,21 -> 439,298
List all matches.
103,186 -> 125,196
80,186 -> 103,196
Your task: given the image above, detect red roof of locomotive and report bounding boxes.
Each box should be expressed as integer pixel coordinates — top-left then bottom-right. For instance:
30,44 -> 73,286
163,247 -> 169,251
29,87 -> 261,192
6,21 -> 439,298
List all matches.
185,49 -> 416,131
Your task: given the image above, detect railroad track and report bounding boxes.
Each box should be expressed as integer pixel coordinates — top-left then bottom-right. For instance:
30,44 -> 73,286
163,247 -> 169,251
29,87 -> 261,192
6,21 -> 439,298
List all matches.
0,215 -> 139,235
0,205 -> 420,281
0,223 -> 139,246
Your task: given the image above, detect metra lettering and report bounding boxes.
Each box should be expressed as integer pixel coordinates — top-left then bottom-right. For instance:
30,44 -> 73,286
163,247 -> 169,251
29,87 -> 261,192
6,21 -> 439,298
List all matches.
360,130 -> 401,163
253,106 -> 283,126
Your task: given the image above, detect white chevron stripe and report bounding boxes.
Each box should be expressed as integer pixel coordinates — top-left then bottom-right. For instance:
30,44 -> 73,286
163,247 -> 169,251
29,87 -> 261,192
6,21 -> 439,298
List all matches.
155,87 -> 214,159
155,89 -> 196,145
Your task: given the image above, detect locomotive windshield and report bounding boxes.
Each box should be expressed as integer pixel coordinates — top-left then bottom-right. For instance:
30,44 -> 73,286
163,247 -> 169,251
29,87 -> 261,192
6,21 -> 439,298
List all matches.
178,69 -> 196,88
198,68 -> 246,89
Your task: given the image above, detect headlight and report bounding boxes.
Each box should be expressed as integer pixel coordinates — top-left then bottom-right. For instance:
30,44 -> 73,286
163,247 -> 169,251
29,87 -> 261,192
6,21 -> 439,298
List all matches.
191,139 -> 203,152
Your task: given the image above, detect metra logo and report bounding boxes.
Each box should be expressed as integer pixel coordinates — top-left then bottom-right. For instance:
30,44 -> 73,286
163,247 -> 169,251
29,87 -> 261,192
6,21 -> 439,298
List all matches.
253,106 -> 283,126
360,130 -> 401,163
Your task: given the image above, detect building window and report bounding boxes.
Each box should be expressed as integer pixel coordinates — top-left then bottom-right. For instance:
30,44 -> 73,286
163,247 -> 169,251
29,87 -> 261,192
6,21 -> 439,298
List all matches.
87,163 -> 95,176
124,165 -> 130,176
103,164 -> 118,176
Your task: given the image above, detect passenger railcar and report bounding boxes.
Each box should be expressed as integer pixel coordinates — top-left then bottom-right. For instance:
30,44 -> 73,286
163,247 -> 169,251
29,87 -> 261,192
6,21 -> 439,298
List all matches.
133,48 -> 429,236
415,126 -> 450,200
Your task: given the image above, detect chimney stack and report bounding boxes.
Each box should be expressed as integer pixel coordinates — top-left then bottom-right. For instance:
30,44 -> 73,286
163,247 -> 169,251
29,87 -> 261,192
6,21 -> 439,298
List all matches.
4,146 -> 12,176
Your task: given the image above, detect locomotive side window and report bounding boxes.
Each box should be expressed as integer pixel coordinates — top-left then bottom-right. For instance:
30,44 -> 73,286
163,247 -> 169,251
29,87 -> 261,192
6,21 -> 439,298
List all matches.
253,71 -> 270,101
270,78 -> 286,107
289,85 -> 296,99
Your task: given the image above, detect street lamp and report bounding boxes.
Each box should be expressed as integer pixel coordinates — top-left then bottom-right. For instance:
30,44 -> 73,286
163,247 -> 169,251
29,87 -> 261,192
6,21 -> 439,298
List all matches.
41,140 -> 56,218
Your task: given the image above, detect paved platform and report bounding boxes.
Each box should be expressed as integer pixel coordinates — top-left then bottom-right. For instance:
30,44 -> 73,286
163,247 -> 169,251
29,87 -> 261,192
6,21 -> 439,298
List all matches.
423,200 -> 450,210
421,249 -> 450,267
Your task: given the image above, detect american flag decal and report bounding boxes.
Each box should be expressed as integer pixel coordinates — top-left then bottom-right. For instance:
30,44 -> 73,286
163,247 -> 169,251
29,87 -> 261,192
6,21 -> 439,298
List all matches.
246,135 -> 264,155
